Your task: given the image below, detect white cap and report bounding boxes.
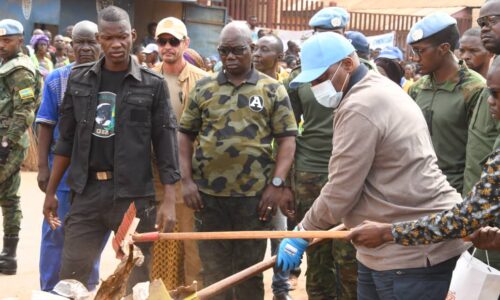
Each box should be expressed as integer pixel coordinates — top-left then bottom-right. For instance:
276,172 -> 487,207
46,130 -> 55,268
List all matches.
142,43 -> 159,54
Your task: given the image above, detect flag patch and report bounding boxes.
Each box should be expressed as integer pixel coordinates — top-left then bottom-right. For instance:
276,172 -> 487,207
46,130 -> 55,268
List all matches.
19,88 -> 34,100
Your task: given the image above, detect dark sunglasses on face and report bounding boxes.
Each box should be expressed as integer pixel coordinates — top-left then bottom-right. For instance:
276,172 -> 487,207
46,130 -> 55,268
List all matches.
217,45 -> 248,56
156,37 -> 182,47
477,15 -> 500,28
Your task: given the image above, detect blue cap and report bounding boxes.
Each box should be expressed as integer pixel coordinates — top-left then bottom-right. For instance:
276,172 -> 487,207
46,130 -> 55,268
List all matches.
290,32 -> 355,88
407,12 -> 457,44
0,19 -> 23,36
378,46 -> 403,60
345,31 -> 369,55
309,7 -> 350,29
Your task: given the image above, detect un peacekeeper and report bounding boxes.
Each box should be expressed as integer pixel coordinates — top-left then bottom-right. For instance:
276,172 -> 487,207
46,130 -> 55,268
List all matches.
345,31 -> 378,71
42,6 -> 179,292
277,31 -> 469,300
178,22 -> 297,300
282,6 -> 358,300
310,6 -> 375,72
407,12 -> 485,194
0,19 -> 40,275
348,58 -> 500,254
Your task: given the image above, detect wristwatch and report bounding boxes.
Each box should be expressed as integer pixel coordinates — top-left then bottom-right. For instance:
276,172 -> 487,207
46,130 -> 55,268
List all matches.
1,140 -> 8,148
271,176 -> 285,188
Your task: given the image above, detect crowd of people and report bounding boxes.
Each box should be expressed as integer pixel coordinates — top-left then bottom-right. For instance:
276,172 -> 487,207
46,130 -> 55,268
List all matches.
0,1 -> 499,300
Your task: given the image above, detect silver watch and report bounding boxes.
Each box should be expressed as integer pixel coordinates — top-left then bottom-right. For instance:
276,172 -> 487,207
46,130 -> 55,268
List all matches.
271,176 -> 284,188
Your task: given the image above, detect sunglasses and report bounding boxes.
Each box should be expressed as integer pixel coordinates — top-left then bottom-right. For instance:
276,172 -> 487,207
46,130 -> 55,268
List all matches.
156,37 -> 183,47
477,15 -> 500,28
217,46 -> 248,56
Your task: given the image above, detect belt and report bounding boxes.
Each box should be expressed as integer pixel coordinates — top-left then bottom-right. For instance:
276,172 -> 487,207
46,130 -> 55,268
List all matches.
92,171 -> 113,181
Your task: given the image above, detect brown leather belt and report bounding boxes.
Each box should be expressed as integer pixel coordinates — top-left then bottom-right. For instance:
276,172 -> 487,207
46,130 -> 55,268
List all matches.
93,171 -> 113,181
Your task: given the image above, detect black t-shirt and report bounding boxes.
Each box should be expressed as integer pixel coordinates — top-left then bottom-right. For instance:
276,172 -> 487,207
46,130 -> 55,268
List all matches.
88,68 -> 126,172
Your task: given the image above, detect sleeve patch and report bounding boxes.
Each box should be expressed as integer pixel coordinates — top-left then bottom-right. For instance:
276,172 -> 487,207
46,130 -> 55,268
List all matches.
19,88 -> 35,100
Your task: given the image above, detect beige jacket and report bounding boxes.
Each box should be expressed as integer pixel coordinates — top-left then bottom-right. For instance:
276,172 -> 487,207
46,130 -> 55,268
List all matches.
153,61 -> 209,119
301,71 -> 469,271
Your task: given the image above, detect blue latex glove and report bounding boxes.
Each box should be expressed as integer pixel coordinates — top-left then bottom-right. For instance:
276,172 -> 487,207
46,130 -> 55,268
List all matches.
276,227 -> 309,272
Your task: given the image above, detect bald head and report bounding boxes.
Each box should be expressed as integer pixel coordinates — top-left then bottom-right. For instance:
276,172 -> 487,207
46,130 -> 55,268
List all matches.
71,20 -> 100,65
72,20 -> 98,40
259,34 -> 284,53
220,21 -> 253,45
480,0 -> 500,54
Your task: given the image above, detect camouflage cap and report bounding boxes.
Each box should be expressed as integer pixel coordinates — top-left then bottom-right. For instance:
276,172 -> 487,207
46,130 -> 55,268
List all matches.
0,19 -> 23,36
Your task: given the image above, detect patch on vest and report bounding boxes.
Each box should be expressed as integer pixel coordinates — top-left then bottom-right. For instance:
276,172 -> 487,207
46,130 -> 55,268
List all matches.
248,95 -> 264,112
19,87 -> 34,100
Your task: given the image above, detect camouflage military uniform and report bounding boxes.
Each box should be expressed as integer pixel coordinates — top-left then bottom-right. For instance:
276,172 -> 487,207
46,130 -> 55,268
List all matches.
179,69 -> 297,300
0,52 -> 40,235
408,61 -> 485,194
284,68 -> 357,300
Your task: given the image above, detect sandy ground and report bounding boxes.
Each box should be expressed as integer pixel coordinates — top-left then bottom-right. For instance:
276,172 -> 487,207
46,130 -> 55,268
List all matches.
0,172 -> 307,300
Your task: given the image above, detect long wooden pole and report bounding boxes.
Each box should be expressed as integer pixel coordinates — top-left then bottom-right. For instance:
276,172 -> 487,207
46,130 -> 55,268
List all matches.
194,224 -> 347,300
133,229 -> 350,242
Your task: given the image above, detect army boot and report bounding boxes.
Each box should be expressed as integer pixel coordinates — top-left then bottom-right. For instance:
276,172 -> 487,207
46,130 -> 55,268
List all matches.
0,235 -> 19,275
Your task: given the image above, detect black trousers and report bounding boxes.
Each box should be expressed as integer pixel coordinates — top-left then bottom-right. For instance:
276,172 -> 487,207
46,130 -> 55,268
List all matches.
60,179 -> 156,293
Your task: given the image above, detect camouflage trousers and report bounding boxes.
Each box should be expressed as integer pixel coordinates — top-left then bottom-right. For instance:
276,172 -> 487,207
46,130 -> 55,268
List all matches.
293,170 -> 358,300
0,147 -> 26,236
195,193 -> 272,300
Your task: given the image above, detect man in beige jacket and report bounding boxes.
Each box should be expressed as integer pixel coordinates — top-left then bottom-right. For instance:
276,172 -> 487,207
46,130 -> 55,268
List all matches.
276,32 -> 469,300
151,17 -> 208,288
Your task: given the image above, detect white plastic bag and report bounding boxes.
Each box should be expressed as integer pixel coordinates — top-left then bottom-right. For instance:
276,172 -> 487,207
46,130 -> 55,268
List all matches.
447,250 -> 500,300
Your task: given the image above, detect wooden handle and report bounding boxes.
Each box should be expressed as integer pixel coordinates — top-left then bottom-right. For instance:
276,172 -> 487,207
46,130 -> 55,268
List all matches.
195,224 -> 347,300
133,230 -> 350,242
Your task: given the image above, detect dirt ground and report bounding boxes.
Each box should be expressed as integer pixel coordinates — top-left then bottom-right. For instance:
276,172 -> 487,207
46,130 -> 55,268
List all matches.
0,172 -> 308,299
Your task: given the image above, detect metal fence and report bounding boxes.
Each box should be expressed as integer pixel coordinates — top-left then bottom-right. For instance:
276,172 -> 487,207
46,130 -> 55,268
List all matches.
201,0 -> 473,55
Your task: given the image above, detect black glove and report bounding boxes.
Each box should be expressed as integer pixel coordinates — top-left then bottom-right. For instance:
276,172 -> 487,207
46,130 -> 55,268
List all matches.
0,144 -> 10,165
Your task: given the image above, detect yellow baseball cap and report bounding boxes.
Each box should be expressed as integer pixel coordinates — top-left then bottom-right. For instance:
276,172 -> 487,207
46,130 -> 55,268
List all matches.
155,17 -> 187,40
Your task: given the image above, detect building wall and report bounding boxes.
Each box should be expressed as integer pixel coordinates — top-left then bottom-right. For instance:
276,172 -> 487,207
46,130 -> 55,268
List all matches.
0,0 -> 60,41
134,0 -> 183,45
60,0 -> 135,35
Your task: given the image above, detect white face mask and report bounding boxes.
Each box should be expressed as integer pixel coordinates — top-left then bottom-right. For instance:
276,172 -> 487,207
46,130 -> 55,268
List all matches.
311,63 -> 349,109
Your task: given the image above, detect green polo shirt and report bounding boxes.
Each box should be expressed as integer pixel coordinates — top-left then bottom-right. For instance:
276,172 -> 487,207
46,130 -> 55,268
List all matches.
463,88 -> 500,194
408,62 -> 485,193
283,68 -> 334,174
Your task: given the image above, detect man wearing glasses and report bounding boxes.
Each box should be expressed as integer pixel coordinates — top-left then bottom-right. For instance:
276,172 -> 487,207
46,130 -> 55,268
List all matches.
407,12 -> 485,195
462,0 -> 500,272
178,21 -> 297,300
150,16 -> 208,289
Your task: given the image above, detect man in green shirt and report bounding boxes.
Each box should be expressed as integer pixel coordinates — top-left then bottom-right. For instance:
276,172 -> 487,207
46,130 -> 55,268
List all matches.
282,6 -> 358,299
407,13 -> 485,194
463,2 -> 500,196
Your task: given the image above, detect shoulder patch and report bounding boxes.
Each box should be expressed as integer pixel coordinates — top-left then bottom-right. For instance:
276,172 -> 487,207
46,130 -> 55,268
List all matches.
19,87 -> 34,100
